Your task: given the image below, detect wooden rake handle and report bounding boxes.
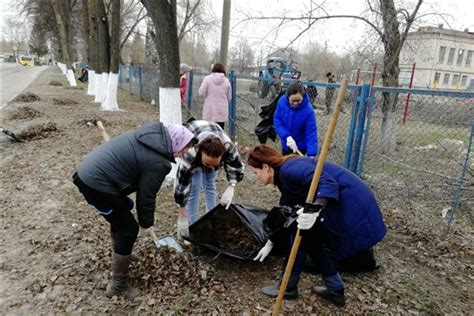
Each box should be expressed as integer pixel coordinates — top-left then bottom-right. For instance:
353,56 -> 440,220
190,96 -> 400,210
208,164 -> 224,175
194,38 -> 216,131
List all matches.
272,80 -> 349,315
96,121 -> 110,141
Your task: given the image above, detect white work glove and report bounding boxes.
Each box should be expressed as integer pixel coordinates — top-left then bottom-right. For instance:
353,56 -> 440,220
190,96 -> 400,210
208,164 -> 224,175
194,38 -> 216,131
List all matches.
220,183 -> 236,209
177,217 -> 189,240
139,225 -> 152,238
253,240 -> 274,262
286,136 -> 298,153
296,208 -> 320,230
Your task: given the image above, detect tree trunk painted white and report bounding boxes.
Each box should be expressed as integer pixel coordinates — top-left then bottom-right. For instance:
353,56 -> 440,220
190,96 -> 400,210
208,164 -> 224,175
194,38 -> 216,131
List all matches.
101,73 -> 109,103
378,110 -> 397,153
159,87 -> 183,182
159,87 -> 182,124
66,69 -> 77,87
58,63 -> 67,75
94,73 -> 103,103
87,70 -> 96,95
101,72 -> 120,111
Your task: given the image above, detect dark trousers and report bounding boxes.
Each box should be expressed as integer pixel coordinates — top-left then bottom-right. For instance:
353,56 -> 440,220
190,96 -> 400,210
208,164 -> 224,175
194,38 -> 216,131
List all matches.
73,173 -> 139,255
284,223 -> 377,288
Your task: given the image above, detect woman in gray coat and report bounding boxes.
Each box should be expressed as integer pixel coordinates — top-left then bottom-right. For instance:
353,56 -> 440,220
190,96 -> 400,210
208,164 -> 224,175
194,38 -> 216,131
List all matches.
73,122 -> 194,298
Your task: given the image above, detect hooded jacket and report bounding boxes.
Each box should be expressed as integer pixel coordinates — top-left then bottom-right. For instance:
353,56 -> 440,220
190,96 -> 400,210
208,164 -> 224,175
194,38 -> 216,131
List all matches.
199,72 -> 232,122
77,122 -> 174,228
273,93 -> 318,156
276,157 -> 386,260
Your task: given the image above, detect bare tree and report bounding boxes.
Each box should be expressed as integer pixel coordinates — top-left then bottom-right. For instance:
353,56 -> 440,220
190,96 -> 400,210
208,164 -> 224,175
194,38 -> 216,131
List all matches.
239,0 -> 424,151
21,0 -> 61,61
141,0 -> 182,125
50,0 -> 77,86
102,0 -> 121,110
229,38 -> 254,74
120,0 -> 147,52
29,24 -> 49,60
130,32 -> 146,65
3,18 -> 29,61
177,0 -> 215,44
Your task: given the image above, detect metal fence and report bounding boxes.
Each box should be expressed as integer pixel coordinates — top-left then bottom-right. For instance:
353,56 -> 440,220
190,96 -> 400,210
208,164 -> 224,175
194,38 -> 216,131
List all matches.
117,65 -> 473,226
118,64 -> 160,102
355,86 -> 473,228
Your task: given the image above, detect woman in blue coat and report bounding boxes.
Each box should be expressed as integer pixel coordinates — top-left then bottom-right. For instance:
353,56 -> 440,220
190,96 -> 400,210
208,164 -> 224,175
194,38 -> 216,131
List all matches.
273,82 -> 318,157
248,145 -> 386,307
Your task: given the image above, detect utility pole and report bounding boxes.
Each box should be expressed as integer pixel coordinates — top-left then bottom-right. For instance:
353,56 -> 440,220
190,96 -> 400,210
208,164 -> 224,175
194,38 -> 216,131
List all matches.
219,0 -> 231,68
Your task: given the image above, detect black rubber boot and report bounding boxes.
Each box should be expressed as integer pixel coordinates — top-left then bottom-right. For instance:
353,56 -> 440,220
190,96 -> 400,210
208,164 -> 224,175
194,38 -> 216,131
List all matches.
312,286 -> 345,307
106,252 -> 139,299
261,282 -> 298,300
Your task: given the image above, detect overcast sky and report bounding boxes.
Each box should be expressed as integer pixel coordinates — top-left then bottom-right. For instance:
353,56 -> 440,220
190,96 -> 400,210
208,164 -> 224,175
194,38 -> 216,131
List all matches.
1,0 -> 473,58
210,0 -> 474,56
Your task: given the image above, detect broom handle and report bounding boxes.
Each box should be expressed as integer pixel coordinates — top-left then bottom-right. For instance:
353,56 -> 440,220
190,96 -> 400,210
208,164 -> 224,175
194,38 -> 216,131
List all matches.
272,80 -> 349,315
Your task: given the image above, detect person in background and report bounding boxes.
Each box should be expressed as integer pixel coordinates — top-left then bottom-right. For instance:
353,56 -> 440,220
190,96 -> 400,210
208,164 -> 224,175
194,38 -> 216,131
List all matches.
248,145 -> 386,307
180,63 -> 192,106
175,120 -> 244,239
273,81 -> 318,157
325,72 -> 336,115
198,63 -> 232,130
72,123 -> 195,298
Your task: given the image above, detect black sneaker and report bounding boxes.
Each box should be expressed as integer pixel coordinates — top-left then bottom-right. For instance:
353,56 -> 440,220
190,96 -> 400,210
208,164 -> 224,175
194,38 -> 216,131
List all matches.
261,283 -> 298,300
312,286 -> 346,307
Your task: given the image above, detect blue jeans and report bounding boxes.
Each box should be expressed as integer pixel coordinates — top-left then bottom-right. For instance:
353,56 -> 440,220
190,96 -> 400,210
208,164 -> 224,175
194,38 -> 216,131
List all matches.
187,170 -> 218,224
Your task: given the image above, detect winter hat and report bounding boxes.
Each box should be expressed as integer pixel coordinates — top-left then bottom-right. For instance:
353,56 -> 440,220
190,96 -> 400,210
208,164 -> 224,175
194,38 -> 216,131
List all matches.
180,63 -> 192,72
166,124 -> 195,157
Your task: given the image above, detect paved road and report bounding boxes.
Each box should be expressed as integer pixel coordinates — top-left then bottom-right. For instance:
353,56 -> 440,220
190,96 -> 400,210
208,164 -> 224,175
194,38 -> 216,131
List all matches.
1,63 -> 48,109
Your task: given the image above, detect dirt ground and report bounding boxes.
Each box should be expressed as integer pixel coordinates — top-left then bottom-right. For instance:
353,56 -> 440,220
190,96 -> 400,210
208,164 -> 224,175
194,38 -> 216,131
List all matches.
1,67 -> 472,314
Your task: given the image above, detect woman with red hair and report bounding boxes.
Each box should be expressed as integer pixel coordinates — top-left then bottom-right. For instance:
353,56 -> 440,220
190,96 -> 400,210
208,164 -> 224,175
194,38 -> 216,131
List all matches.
247,144 -> 386,307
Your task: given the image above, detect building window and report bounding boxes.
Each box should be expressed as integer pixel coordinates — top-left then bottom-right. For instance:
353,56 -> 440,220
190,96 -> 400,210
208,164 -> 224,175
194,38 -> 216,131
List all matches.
452,74 -> 460,86
447,48 -> 455,65
456,49 -> 464,66
466,50 -> 473,67
460,75 -> 468,86
434,72 -> 441,82
438,46 -> 446,63
443,73 -> 450,84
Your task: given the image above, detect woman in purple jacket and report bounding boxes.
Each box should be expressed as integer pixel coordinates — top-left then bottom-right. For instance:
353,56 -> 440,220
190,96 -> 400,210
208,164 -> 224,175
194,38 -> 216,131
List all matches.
199,63 -> 232,130
247,145 -> 386,307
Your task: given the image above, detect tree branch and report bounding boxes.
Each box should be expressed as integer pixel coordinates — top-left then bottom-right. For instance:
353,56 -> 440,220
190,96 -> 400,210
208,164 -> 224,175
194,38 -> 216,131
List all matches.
120,7 -> 146,50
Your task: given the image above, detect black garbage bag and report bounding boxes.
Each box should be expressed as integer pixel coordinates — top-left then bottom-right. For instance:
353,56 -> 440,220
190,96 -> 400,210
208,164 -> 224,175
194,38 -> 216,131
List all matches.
254,91 -> 284,144
186,203 -> 269,260
262,205 -> 299,256
255,118 -> 277,144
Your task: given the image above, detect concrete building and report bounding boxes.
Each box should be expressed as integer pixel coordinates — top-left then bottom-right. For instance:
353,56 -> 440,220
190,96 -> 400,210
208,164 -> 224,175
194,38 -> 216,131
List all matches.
400,25 -> 474,90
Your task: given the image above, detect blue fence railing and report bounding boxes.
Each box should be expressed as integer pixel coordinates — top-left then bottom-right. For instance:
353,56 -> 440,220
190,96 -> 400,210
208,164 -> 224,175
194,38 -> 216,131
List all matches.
117,64 -> 474,227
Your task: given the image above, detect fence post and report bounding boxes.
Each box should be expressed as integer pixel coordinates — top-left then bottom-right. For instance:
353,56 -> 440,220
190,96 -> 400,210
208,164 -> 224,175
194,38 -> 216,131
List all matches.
344,86 -> 362,169
139,66 -> 143,101
350,84 -> 370,173
128,65 -> 132,92
447,119 -> 474,231
228,71 -> 237,141
357,90 -> 376,175
402,62 -> 416,124
118,64 -> 122,89
186,70 -> 193,110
